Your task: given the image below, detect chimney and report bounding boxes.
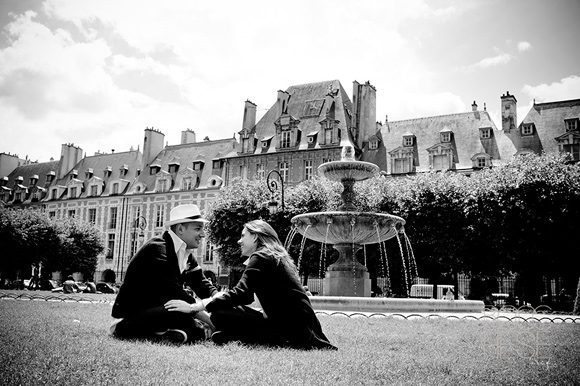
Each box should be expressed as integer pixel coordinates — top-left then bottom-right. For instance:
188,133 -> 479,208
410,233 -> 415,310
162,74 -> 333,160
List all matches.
142,127 -> 165,170
472,101 -> 478,112
181,129 -> 196,144
352,80 -> 377,151
242,100 -> 257,131
501,91 -> 517,133
277,90 -> 290,115
58,143 -> 83,179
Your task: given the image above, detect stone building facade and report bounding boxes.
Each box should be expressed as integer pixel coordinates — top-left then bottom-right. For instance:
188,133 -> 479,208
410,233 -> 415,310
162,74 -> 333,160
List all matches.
2,79 -> 577,286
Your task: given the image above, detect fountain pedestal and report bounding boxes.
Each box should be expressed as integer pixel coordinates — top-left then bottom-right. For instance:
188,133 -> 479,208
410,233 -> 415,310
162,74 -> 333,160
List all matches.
322,244 -> 371,297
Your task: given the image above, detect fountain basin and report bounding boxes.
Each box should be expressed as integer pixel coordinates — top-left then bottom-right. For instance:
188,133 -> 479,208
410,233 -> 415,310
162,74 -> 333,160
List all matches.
318,160 -> 379,181
310,296 -> 485,313
291,211 -> 406,245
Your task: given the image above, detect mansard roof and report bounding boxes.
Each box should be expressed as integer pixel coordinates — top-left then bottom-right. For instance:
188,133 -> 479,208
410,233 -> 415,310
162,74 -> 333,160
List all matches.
136,138 -> 236,190
56,150 -> 142,197
382,110 -> 516,172
4,160 -> 59,190
237,80 -> 353,154
520,98 -> 580,153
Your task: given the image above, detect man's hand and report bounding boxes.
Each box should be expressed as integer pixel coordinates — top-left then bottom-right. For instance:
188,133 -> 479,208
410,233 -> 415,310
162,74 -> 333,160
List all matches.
164,299 -> 202,314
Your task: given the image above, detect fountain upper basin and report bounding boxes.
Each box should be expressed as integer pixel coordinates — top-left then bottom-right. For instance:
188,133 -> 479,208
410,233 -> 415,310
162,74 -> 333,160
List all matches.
291,211 -> 406,245
318,160 -> 379,182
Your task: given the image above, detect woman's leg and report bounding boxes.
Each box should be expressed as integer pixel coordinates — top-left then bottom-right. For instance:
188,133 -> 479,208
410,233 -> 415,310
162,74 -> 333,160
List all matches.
210,306 -> 284,346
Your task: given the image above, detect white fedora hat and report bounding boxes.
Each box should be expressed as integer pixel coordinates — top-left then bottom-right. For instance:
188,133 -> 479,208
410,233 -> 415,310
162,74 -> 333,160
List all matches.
166,204 -> 209,227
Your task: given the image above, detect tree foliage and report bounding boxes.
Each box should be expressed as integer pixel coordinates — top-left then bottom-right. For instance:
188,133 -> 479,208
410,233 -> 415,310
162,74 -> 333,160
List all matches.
0,208 -> 105,280
207,154 -> 580,301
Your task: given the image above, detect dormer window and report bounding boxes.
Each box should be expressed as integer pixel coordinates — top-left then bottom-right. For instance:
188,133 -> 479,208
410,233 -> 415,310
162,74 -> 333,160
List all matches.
70,170 -> 78,180
85,168 -> 94,179
182,177 -> 193,191
104,166 -> 112,178
156,179 -> 169,193
440,131 -> 452,143
69,186 -> 78,198
193,161 -> 204,171
472,154 -> 491,169
565,118 -> 579,132
403,136 -> 414,147
168,163 -> 179,174
111,183 -> 119,195
522,123 -> 535,136
16,176 -> 23,183
308,136 -> 314,144
369,139 -> 378,150
120,165 -> 129,177
29,175 -> 39,185
212,160 -> 221,169
280,131 -> 291,148
262,141 -> 269,148
90,185 -> 98,197
149,164 -> 161,175
241,137 -> 250,153
480,128 -> 492,139
46,171 -> 55,184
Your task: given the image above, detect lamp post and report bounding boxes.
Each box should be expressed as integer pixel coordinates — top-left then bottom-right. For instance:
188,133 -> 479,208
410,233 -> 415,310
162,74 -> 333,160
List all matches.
120,216 -> 147,282
133,215 -> 147,252
266,169 -> 285,214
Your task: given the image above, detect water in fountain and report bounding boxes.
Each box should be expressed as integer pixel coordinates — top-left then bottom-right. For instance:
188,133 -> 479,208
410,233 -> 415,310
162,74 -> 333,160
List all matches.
291,139 -> 412,297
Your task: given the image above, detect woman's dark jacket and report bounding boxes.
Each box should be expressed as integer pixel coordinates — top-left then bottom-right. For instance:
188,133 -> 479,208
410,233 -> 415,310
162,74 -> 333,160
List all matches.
206,247 -> 336,350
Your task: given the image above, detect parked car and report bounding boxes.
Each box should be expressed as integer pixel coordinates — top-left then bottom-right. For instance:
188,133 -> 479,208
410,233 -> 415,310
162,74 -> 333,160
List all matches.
96,282 -> 118,294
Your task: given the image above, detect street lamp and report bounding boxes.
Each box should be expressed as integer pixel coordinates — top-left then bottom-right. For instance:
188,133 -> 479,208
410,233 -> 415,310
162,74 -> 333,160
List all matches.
266,169 -> 285,214
120,216 -> 147,282
133,215 -> 147,253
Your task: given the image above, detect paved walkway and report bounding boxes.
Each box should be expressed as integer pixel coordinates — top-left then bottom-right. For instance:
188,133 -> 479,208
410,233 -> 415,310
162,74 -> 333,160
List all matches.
2,290 -> 579,323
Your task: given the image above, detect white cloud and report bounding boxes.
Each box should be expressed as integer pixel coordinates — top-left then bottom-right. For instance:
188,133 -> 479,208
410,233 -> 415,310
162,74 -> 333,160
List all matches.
470,53 -> 513,69
0,0 -> 495,161
522,75 -> 580,102
517,41 -> 531,52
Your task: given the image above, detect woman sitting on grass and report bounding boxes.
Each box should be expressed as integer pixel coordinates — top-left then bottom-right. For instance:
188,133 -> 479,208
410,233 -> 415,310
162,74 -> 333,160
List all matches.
186,219 -> 336,350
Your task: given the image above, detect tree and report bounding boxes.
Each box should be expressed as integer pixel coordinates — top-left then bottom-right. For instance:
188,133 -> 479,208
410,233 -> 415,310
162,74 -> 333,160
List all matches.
0,208 -> 105,281
0,208 -> 60,280
51,217 -> 105,279
206,154 -> 580,302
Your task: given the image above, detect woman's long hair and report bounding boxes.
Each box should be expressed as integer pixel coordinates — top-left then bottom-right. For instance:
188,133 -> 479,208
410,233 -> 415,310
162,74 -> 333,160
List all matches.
244,219 -> 297,272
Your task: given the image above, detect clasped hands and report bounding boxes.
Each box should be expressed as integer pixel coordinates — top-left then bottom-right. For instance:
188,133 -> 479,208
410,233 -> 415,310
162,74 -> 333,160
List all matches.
164,291 -> 227,314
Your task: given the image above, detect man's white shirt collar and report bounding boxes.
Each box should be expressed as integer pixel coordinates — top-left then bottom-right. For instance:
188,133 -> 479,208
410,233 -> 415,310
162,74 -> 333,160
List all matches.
168,229 -> 191,273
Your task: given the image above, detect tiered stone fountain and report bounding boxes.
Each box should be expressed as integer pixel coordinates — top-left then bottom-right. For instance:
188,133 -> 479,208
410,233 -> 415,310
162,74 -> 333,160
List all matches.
290,138 -> 484,313
291,143 -> 405,297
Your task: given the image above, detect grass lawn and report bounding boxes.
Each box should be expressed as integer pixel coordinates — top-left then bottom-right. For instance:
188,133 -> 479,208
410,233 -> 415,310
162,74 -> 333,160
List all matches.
0,299 -> 578,386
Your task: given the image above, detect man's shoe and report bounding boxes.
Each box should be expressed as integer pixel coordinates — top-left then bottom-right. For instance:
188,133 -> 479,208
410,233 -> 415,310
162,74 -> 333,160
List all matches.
211,331 -> 231,345
154,329 -> 188,344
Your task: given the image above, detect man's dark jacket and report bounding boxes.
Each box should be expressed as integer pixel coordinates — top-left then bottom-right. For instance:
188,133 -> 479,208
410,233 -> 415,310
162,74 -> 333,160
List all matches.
112,231 -> 217,319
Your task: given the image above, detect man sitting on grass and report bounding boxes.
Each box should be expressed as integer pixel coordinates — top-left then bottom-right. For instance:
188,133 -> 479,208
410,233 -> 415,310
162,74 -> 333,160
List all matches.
110,204 -> 218,344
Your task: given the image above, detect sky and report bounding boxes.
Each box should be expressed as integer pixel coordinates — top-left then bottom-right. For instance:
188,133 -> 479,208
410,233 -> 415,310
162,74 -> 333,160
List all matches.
1,0 -> 579,163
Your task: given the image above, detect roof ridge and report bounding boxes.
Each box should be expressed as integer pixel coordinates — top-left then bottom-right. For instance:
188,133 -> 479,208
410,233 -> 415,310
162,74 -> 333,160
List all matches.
85,149 -> 140,158
390,111 -> 478,123
165,138 -> 236,150
534,98 -> 580,109
286,80 -> 340,90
